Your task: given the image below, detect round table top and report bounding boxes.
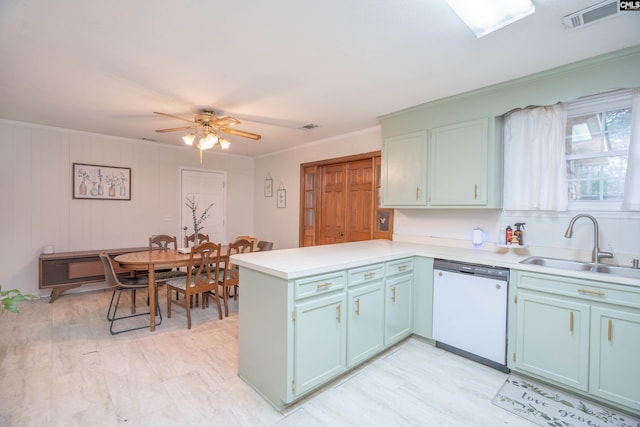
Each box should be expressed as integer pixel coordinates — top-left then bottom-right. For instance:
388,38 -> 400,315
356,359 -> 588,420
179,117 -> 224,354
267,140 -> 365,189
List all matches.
115,250 -> 195,269
115,247 -> 229,269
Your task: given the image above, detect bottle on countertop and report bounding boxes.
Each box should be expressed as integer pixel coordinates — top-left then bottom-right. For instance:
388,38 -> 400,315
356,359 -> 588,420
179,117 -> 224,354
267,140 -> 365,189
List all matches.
505,225 -> 513,245
498,226 -> 506,245
514,222 -> 526,245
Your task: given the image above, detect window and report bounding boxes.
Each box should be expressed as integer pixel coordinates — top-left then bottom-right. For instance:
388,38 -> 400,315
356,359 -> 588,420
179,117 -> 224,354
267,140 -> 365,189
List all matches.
565,90 -> 633,209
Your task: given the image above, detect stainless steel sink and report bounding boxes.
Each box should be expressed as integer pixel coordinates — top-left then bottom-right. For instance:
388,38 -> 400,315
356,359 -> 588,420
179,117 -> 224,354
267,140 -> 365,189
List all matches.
520,256 -> 640,280
593,264 -> 640,280
520,256 -> 593,272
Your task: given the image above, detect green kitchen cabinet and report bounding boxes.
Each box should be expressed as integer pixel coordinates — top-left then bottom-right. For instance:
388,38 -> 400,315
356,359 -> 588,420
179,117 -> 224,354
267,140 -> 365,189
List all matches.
385,258 -> 414,346
294,291 -> 347,397
347,281 -> 385,368
589,306 -> 640,410
510,270 -> 640,414
429,118 -> 488,206
381,131 -> 428,206
412,256 -> 434,339
515,291 -> 590,391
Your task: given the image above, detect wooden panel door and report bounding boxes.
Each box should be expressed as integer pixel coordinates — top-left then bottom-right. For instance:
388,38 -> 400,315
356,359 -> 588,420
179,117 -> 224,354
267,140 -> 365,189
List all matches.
346,159 -> 374,242
319,164 -> 347,244
300,151 -> 389,247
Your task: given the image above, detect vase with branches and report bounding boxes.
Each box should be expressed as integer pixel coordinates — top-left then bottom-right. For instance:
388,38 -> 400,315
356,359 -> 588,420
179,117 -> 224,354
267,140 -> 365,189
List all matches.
185,196 -> 214,246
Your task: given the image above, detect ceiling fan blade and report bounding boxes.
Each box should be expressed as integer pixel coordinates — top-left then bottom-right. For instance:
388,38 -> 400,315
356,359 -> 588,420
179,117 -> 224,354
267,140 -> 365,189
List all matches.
155,126 -> 197,133
220,127 -> 262,140
153,111 -> 195,124
211,116 -> 241,127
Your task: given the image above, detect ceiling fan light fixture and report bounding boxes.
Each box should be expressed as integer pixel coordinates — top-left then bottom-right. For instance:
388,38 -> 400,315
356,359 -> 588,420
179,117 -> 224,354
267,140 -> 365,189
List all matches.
220,138 -> 231,150
206,133 -> 219,146
182,133 -> 196,146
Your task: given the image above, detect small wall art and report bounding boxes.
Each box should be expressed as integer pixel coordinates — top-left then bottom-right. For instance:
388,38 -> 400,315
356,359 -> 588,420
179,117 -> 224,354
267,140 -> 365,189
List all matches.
277,182 -> 286,208
264,173 -> 273,197
73,163 -> 131,200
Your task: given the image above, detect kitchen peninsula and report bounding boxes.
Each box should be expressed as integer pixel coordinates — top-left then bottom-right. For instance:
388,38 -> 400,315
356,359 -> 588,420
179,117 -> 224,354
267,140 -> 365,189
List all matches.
231,240 -> 640,414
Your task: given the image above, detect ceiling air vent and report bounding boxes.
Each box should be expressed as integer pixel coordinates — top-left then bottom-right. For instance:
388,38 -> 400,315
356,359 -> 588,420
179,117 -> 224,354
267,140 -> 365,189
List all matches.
302,123 -> 319,130
563,0 -> 620,30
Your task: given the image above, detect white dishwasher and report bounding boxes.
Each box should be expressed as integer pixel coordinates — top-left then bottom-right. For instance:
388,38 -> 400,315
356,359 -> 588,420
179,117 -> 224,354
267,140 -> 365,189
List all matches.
432,259 -> 510,372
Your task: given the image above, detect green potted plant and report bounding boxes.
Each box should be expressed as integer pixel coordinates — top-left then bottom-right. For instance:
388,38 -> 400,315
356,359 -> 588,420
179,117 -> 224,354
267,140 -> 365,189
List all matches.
1,285 -> 36,314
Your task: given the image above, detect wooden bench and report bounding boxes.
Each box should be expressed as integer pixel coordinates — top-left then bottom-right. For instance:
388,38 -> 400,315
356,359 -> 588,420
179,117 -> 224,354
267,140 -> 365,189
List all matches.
39,247 -> 148,303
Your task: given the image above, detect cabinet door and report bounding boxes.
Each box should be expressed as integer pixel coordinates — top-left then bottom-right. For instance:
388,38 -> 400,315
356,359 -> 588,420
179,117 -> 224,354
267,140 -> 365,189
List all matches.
515,292 -> 590,391
347,282 -> 385,368
385,274 -> 413,346
382,131 -> 428,206
293,293 -> 347,396
590,306 -> 640,411
429,118 -> 488,206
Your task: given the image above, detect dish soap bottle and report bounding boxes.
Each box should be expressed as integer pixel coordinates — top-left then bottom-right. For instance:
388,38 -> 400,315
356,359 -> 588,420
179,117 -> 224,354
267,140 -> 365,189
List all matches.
514,222 -> 526,245
505,225 -> 513,245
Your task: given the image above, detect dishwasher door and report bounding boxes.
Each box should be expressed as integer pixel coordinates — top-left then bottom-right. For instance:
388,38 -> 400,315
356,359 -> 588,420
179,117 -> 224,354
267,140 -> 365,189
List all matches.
433,266 -> 508,370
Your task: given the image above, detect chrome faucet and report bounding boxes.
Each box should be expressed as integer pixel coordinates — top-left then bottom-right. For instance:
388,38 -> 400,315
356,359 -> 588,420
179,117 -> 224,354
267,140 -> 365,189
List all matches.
564,214 -> 613,264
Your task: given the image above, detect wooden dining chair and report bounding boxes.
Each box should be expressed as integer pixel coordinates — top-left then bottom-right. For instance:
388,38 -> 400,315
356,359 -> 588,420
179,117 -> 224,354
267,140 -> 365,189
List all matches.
235,235 -> 258,250
148,235 -> 186,304
149,234 -> 178,251
99,253 -> 161,335
257,240 -> 274,252
210,239 -> 252,317
165,242 -> 223,328
184,233 -> 210,247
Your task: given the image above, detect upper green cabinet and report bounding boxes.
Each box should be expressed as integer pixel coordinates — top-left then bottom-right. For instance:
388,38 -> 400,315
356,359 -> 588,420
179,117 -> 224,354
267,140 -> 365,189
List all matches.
382,131 -> 428,206
429,118 -> 488,206
381,117 -> 502,208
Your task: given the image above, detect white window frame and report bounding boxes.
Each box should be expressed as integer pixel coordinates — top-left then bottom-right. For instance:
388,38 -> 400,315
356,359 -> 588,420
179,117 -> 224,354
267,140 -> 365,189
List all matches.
566,89 -> 633,212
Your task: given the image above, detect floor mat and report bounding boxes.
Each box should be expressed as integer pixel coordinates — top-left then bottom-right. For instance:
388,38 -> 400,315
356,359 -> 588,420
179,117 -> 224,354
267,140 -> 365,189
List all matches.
492,375 -> 639,427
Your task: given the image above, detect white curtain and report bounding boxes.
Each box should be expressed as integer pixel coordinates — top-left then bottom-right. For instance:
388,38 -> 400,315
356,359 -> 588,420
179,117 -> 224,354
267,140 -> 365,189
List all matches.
621,88 -> 640,211
503,103 -> 568,211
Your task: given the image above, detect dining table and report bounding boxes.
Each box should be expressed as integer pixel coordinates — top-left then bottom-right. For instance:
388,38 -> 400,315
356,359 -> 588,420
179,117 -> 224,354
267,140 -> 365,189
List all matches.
114,246 -> 229,331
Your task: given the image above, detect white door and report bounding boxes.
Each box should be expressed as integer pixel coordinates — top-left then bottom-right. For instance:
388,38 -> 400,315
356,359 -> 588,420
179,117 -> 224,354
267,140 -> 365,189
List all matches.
180,168 -> 227,246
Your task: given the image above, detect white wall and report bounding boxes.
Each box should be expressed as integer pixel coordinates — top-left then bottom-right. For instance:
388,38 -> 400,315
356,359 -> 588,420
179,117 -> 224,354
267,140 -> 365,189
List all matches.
394,209 -> 639,265
253,127 -> 382,249
0,120 -> 254,295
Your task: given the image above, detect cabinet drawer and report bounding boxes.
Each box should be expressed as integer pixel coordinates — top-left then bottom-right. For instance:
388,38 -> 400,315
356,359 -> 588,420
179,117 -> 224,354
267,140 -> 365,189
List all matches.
295,271 -> 346,300
516,271 -> 640,309
386,258 -> 414,277
348,264 -> 384,286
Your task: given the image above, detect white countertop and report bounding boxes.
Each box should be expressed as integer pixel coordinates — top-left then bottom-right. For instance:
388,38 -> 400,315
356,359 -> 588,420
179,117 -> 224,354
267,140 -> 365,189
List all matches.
231,239 -> 639,288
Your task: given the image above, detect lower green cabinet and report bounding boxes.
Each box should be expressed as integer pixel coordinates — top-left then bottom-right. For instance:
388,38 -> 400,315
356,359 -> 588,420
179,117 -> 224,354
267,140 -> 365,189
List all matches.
511,270 -> 640,414
347,282 -> 385,367
294,292 -> 347,396
515,291 -> 590,391
590,306 -> 640,410
385,273 -> 413,346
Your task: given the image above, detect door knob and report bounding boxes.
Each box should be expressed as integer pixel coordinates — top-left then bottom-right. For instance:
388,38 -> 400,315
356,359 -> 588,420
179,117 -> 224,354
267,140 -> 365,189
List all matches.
339,231 -> 344,237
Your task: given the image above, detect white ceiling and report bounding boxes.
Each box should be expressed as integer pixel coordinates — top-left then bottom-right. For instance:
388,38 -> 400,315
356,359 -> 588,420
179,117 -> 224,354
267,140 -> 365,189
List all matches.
1,0 -> 639,157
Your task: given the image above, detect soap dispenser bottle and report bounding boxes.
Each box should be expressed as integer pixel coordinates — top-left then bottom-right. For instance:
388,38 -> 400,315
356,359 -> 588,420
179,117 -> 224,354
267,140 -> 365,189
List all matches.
514,222 -> 525,245
505,225 -> 513,245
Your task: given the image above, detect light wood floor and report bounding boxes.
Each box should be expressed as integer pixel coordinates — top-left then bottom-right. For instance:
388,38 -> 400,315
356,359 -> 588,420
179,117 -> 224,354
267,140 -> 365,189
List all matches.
0,288 -> 532,426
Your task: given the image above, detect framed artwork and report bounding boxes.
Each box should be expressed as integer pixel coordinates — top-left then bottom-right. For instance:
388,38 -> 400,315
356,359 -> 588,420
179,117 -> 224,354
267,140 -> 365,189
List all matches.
264,173 -> 273,197
73,163 -> 131,200
277,188 -> 286,208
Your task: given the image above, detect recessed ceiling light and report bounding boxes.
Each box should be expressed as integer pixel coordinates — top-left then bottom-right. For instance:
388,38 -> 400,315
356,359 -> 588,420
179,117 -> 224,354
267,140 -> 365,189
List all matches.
446,0 -> 535,38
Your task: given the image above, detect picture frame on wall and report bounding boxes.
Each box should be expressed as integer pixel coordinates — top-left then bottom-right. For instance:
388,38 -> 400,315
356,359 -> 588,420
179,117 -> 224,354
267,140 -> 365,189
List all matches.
73,163 -> 131,200
264,174 -> 273,197
277,188 -> 286,208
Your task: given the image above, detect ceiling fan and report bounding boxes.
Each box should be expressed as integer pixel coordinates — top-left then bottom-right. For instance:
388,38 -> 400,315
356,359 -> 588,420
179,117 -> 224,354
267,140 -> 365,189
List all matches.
154,110 -> 261,158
